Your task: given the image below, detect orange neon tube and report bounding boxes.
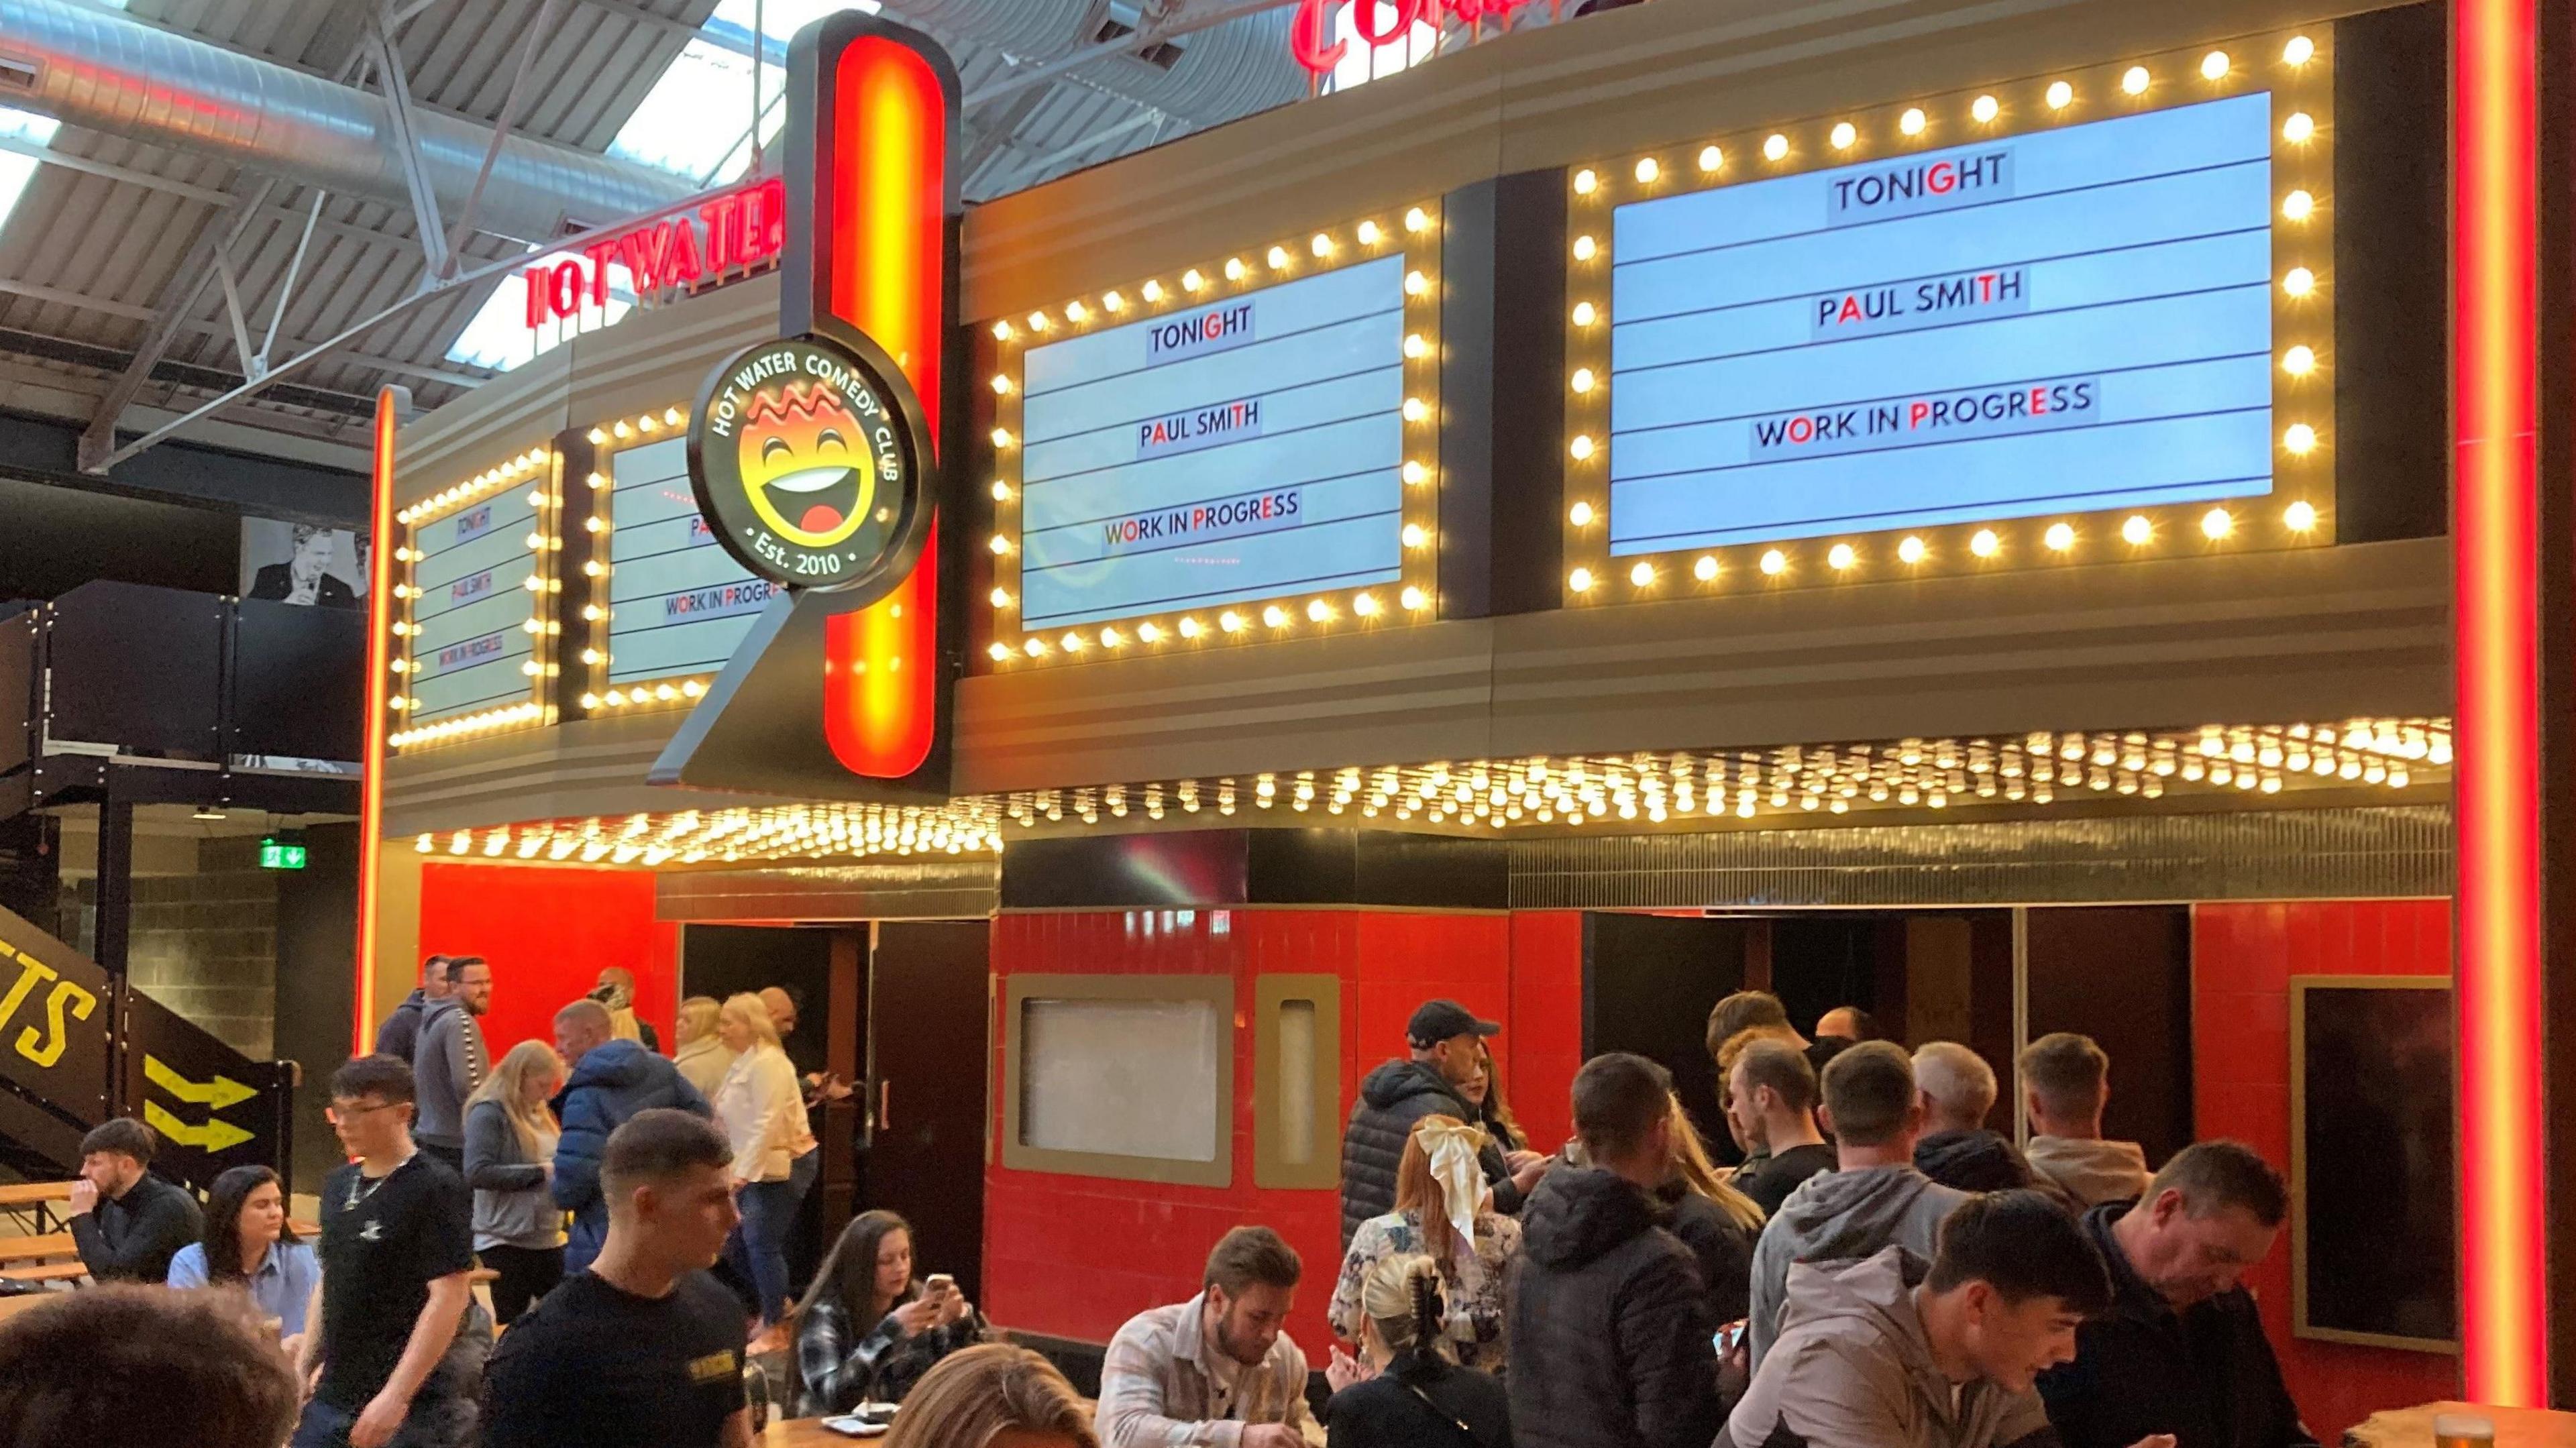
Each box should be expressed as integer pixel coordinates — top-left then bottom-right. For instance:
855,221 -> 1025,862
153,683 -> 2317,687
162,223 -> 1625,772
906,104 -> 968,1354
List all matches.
820,35 -> 945,779
354,390 -> 400,1055
2451,0 -> 2548,1406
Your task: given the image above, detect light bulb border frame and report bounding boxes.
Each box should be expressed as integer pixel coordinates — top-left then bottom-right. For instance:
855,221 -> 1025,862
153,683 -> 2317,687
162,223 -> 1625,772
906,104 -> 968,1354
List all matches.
979,200 -> 1445,669
572,406 -> 729,718
1560,27 -> 2336,606
389,441 -> 566,750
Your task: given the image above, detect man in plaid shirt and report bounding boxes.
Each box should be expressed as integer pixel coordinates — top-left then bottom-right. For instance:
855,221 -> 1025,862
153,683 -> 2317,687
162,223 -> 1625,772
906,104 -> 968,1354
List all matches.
1097,1226 -> 1312,1448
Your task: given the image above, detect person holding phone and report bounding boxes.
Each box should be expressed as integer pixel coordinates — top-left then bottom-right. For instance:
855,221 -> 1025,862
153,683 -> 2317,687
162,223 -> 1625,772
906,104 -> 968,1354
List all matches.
792,1210 -> 985,1415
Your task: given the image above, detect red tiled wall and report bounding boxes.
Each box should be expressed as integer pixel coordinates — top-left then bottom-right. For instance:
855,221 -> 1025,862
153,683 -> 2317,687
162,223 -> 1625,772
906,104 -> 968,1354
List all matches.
1506,911 -> 1585,1154
415,863 -> 679,1064
2192,901 -> 2459,1441
984,907 -> 1529,1353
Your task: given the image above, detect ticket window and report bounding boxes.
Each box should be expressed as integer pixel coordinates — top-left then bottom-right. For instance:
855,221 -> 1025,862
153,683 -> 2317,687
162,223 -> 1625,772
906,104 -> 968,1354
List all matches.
1253,974 -> 1343,1190
1000,974 -> 1234,1187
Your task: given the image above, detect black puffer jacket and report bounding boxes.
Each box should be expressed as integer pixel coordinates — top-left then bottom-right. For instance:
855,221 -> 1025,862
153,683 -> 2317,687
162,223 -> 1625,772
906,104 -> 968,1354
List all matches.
1915,1127 -> 2037,1194
1339,1059 -> 1523,1245
1657,1180 -> 1757,1327
1507,1168 -> 1722,1448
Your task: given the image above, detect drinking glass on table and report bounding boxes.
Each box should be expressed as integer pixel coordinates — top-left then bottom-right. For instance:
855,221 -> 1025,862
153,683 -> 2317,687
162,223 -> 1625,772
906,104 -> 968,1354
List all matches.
2434,1414 -> 2496,1448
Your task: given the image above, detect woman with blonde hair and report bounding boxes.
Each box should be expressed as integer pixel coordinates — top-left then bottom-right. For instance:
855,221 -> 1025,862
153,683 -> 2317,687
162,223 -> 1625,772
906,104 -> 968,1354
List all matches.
464,1038 -> 566,1323
881,1342 -> 1097,1448
1330,1115 -> 1519,1375
712,991 -> 818,1330
1659,1093 -> 1762,1327
1321,1253 -> 1511,1447
671,995 -> 731,1097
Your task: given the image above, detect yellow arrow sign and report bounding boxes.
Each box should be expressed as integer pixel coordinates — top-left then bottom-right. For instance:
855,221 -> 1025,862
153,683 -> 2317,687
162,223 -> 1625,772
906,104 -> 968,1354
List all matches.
144,1054 -> 257,1110
143,1100 -> 253,1154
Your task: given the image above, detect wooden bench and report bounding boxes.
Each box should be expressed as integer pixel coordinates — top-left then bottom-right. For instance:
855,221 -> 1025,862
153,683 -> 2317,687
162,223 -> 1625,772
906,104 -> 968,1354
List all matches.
0,1181 -> 72,1209
0,1234 -> 76,1266
2,1260 -> 86,1283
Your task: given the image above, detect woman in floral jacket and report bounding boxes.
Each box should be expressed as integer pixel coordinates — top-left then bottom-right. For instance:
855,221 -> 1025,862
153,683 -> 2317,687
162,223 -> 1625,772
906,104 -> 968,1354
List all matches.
792,1210 -> 986,1414
1329,1115 -> 1522,1377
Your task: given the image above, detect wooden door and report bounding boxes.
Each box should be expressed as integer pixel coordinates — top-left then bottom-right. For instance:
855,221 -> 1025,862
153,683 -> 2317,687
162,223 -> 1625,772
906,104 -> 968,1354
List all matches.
867,921 -> 991,1300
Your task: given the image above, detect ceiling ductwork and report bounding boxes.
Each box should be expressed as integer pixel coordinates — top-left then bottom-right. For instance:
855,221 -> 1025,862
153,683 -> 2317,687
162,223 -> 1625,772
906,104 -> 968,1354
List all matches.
0,0 -> 695,243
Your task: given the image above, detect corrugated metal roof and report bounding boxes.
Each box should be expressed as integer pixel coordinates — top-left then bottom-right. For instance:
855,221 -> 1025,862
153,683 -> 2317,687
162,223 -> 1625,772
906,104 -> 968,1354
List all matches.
0,0 -> 1315,459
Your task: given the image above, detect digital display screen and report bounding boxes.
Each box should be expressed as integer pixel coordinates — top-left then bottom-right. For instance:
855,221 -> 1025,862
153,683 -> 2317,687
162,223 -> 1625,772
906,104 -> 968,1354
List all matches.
1016,254 -> 1407,630
604,435 -> 776,685
407,492 -> 535,722
1607,93 -> 2275,556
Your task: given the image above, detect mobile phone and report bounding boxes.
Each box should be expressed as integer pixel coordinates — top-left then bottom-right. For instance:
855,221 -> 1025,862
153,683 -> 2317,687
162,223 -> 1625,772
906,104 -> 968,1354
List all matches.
820,1416 -> 889,1438
1715,1321 -> 1748,1355
924,1273 -> 955,1298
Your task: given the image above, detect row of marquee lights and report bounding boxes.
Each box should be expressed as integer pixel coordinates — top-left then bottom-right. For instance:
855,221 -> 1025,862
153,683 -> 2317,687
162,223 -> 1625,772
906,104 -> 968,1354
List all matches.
384,445 -> 561,748
413,718 -> 2445,864
1561,31 -> 2334,602
981,202 -> 1445,667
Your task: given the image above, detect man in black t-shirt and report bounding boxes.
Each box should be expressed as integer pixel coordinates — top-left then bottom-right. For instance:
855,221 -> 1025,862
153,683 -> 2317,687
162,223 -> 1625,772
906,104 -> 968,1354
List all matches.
1727,1037 -> 1838,1215
292,1054 -> 484,1448
483,1108 -> 754,1448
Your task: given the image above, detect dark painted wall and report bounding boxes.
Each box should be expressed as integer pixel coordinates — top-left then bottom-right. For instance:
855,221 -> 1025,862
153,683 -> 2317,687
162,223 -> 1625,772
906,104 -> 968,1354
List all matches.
273,821 -> 358,1194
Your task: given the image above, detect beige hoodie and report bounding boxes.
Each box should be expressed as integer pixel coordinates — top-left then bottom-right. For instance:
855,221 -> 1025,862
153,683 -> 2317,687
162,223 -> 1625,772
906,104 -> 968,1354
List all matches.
1722,1246 -> 2051,1448
2024,1137 -> 2150,1209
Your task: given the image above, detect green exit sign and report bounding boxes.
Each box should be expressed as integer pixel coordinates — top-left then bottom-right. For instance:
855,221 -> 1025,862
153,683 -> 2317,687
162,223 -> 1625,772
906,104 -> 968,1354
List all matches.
260,836 -> 307,871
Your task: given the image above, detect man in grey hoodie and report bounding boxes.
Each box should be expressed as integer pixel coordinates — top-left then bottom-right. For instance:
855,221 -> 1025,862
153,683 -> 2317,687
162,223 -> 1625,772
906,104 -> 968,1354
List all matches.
2020,1034 -> 2151,1209
413,955 -> 492,1174
1748,1041 -> 1973,1370
1723,1191 -> 2139,1448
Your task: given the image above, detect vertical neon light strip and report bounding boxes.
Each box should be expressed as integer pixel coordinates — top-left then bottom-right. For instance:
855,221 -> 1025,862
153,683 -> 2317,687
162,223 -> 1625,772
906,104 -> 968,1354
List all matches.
821,36 -> 944,778
354,391 -> 399,1054
2453,0 -> 2549,1406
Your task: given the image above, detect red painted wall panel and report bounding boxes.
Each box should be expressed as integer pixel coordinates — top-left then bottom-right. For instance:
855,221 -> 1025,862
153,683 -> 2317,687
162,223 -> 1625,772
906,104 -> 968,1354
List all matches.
1506,911 -> 1585,1155
984,907 -> 1523,1353
2192,900 -> 2459,1442
415,863 -> 679,1065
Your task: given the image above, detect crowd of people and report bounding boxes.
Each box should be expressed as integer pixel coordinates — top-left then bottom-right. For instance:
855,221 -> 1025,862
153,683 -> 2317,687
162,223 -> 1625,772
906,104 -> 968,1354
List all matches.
3,960 -> 2316,1448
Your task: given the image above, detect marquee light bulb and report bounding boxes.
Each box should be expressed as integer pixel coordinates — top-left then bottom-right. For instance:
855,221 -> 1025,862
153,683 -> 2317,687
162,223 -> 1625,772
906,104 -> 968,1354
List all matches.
1065,300 -> 1089,323
1971,94 -> 1999,123
985,643 -> 1010,662
990,319 -> 1014,341
1698,144 -> 1724,172
1629,561 -> 1655,587
2201,50 -> 2230,80
1573,235 -> 1597,260
1141,280 -> 1164,302
1762,133 -> 1790,161
989,587 -> 1012,608
1263,604 -> 1289,628
2285,500 -> 2318,531
1572,368 -> 1596,392
1634,156 -> 1660,182
2283,266 -> 2316,296
1024,638 -> 1047,657
2202,507 -> 2235,539
990,427 -> 1014,448
1401,586 -> 1427,610
1401,460 -> 1428,485
1311,233 -> 1335,258
1182,268 -> 1205,291
1220,610 -> 1246,634
988,534 -> 1012,555
2282,345 -> 2316,375
1353,592 -> 1379,616
2045,80 -> 2073,109
2044,522 -> 2076,551
1971,528 -> 2001,557
1760,549 -> 1788,576
1102,290 -> 1125,312
1402,398 -> 1428,423
1569,501 -> 1596,526
1899,107 -> 1926,136
1177,616 -> 1202,638
1694,555 -> 1719,580
1827,543 -> 1857,570
2284,111 -> 2315,143
1027,311 -> 1049,331
1573,168 -> 1597,194
1571,301 -> 1597,325
2122,514 -> 2154,545
1401,523 -> 1429,548
1568,567 -> 1595,592
2284,34 -> 2315,65
990,374 -> 1012,394
2281,189 -> 2314,221
1404,333 -> 1429,358
2121,65 -> 2149,95
1569,435 -> 1595,459
991,480 -> 1013,501
1898,535 -> 1928,563
2284,423 -> 2318,453
1225,257 -> 1247,281
1267,245 -> 1291,270
1405,270 -> 1429,296
1307,599 -> 1334,622
1830,121 -> 1857,149
1357,220 -> 1383,245
1404,206 -> 1430,232
1101,626 -> 1125,647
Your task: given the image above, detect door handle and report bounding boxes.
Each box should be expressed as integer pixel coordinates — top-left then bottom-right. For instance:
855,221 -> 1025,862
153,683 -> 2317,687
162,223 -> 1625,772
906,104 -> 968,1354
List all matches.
877,1078 -> 890,1132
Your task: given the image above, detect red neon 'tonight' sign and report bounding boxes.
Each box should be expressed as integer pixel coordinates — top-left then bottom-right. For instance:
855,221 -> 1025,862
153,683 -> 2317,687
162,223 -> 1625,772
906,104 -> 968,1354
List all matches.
1290,0 -> 1540,78
524,175 -> 786,331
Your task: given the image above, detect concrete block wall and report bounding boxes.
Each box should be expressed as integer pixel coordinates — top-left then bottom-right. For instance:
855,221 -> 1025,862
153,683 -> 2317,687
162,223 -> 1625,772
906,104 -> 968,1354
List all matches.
76,836 -> 283,1060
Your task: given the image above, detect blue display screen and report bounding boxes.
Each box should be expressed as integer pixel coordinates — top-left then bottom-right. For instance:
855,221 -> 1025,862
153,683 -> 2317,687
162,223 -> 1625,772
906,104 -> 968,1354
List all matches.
1607,93 -> 2275,556
1016,255 -> 1406,629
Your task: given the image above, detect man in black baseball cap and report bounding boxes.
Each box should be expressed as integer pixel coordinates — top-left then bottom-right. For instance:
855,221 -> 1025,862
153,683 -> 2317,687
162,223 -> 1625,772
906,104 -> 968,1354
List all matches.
1336,997 -> 1549,1246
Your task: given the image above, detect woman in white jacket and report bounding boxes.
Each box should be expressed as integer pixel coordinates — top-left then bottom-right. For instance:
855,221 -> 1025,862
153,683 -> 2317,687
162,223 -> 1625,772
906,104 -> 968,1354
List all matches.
714,991 -> 819,1330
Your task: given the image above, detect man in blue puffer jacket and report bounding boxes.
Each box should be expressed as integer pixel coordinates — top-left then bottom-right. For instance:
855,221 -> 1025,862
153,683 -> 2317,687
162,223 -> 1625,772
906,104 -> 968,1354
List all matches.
549,997 -> 709,1273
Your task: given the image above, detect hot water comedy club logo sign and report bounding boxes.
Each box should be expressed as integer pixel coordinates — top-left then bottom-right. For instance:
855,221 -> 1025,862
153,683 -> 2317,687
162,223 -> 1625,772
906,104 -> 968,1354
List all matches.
688,336 -> 923,593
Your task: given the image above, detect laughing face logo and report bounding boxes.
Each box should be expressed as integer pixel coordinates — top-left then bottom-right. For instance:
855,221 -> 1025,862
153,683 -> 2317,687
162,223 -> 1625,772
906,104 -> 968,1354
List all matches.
739,380 -> 875,549
690,336 -> 920,592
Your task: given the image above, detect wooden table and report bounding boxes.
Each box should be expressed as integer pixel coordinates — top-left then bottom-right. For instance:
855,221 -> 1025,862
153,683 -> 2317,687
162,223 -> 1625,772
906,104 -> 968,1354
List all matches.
0,1290 -> 65,1326
2347,1402 -> 2576,1448
761,1421 -> 857,1446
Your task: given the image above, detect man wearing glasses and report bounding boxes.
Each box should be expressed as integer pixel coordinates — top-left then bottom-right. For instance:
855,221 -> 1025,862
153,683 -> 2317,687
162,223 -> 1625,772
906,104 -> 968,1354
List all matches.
292,1055 -> 487,1448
